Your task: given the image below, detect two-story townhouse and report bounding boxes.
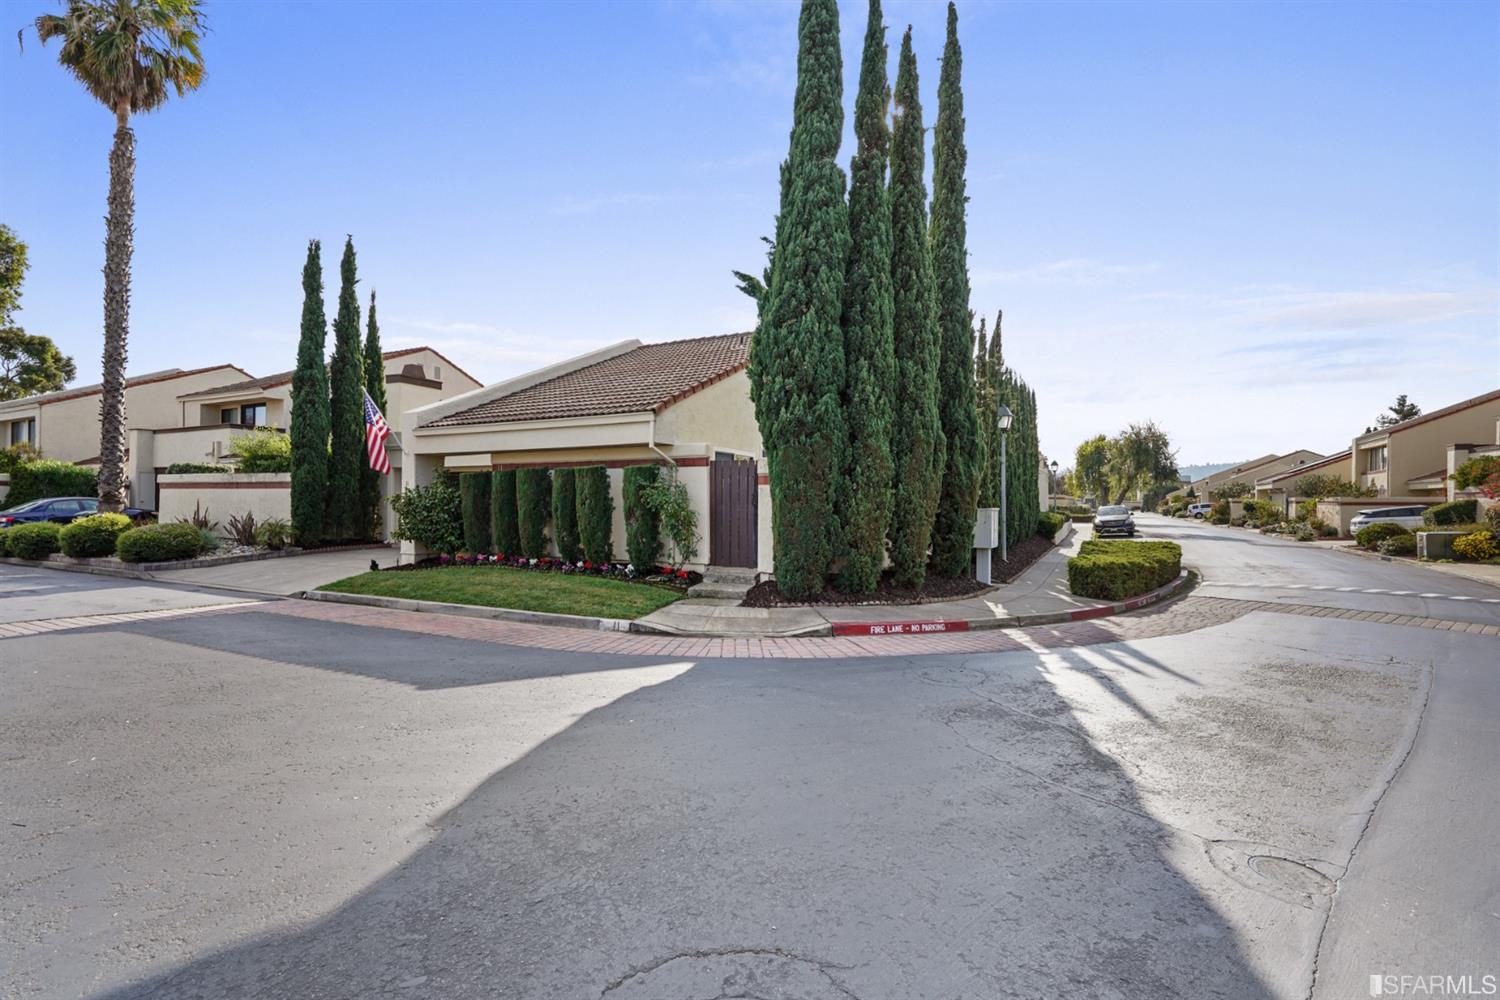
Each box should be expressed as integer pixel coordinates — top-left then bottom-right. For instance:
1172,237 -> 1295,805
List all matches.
1351,389 -> 1500,498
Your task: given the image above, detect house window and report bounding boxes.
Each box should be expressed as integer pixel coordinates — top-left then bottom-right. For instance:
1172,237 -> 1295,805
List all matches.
221,407 -> 237,424
222,403 -> 267,426
8,418 -> 35,446
1366,446 -> 1387,473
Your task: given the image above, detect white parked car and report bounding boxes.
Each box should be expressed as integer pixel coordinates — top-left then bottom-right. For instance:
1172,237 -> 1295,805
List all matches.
1348,506 -> 1429,534
1186,503 -> 1212,518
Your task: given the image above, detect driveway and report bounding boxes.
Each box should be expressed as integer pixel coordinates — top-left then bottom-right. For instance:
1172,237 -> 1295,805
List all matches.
1,521 -> 1495,999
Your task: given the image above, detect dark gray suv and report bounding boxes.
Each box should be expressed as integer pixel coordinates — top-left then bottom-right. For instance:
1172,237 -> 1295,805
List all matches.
1093,505 -> 1137,537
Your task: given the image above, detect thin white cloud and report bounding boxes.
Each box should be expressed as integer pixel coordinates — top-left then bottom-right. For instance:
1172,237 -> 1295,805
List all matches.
1234,290 -> 1495,331
972,258 -> 1163,286
550,193 -> 668,216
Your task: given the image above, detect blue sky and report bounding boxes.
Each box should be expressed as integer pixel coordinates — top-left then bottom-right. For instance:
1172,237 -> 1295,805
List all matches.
2,0 -> 1496,466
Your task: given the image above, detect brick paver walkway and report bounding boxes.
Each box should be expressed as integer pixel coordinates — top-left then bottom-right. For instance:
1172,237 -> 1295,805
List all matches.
4,595 -> 1494,656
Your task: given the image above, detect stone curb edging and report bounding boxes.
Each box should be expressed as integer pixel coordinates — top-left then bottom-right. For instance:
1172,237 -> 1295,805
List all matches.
0,547 -> 309,578
826,570 -> 1193,637
299,588 -> 634,632
627,616 -> 833,638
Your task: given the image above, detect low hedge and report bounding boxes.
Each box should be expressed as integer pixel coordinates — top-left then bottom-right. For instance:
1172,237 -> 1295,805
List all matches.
164,462 -> 228,475
116,522 -> 208,563
59,512 -> 134,558
1037,511 -> 1068,537
1067,539 -> 1182,601
1355,522 -> 1410,549
6,460 -> 98,506
7,521 -> 62,560
1424,499 -> 1478,526
1377,534 -> 1417,556
0,528 -> 8,557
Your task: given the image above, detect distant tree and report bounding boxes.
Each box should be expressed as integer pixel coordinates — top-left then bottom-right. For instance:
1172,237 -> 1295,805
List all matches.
576,465 -> 614,563
886,27 -> 945,589
27,0 -> 206,510
1,331 -> 76,402
1294,474 -> 1377,499
1074,435 -> 1110,504
928,2 -> 980,579
290,240 -> 330,546
357,288 -> 387,540
622,464 -> 662,570
748,0 -> 850,598
1210,479 -> 1253,501
490,470 -> 520,554
517,467 -> 552,558
836,0 -> 895,594
1376,394 -> 1421,428
325,237 -> 364,540
0,224 -> 26,322
1107,422 -> 1179,503
551,467 -> 581,562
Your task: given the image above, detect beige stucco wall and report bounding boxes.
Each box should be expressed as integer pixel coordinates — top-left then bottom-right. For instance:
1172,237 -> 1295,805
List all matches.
1354,396 -> 1500,496
1256,453 -> 1355,499
157,473 -> 291,537
186,386 -> 292,430
654,370 -> 761,457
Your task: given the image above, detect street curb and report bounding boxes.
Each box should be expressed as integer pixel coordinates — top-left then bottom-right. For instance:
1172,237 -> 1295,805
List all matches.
0,556 -> 160,582
299,588 -> 634,632
627,616 -> 834,638
826,570 -> 1193,636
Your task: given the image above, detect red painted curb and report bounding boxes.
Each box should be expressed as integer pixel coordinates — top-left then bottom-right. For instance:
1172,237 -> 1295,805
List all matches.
830,620 -> 972,637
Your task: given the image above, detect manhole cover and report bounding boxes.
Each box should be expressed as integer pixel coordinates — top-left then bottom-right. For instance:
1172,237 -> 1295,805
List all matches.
1247,854 -> 1337,897
1206,840 -> 1341,909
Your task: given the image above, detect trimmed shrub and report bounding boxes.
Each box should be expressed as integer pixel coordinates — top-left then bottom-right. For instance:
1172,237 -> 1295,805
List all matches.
576,465 -> 614,564
552,468 -> 582,563
7,522 -> 62,560
227,429 -> 292,473
0,442 -> 41,474
1452,455 -> 1500,493
490,470 -> 520,555
0,528 -> 10,557
1452,529 -> 1498,562
255,518 -> 295,550
390,478 -> 463,555
1424,499 -> 1478,526
165,462 -> 228,475
1242,499 -> 1283,526
1067,539 -> 1182,600
60,513 -> 133,558
459,472 -> 493,554
1355,522 -> 1411,549
622,465 -> 661,570
1208,500 -> 1230,524
1292,522 -> 1316,542
6,460 -> 97,506
517,468 -> 552,559
1377,534 -> 1417,556
1036,511 -> 1067,537
117,522 -> 207,563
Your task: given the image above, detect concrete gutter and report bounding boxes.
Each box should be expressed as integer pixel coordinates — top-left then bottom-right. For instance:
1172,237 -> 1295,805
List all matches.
298,588 -> 634,632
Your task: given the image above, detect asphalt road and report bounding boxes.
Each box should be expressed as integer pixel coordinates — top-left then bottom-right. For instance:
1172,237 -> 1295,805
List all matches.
1,524 -> 1495,1000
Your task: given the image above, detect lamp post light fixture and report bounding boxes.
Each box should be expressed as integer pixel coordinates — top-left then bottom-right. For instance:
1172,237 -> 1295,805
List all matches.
1048,459 -> 1059,510
997,403 -> 1013,563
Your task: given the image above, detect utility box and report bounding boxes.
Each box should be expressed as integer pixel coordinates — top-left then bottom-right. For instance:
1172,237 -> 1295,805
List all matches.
974,507 -> 1000,585
1417,531 -> 1464,561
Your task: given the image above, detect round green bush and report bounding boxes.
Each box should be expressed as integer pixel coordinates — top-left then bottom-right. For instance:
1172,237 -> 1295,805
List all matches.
1355,522 -> 1411,549
1067,539 -> 1183,600
116,522 -> 208,563
1376,534 -> 1417,556
1452,529 -> 1498,562
8,521 -> 63,560
59,512 -> 134,558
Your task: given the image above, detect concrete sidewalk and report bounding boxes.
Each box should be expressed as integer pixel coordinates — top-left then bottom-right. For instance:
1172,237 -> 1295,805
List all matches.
630,525 -> 1137,637
148,546 -> 395,597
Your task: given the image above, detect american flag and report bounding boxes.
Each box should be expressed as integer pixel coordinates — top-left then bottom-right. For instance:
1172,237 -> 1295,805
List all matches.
363,389 -> 391,474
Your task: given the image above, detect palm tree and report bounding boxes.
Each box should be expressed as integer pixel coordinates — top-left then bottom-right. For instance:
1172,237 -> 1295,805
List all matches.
27,0 -> 205,510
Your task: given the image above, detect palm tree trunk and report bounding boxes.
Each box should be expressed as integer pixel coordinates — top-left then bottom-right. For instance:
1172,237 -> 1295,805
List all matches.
98,119 -> 134,512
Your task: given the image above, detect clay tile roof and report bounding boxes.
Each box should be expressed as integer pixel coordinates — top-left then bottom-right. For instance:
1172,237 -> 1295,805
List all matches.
424,333 -> 751,429
2,365 -> 250,409
178,370 -> 294,398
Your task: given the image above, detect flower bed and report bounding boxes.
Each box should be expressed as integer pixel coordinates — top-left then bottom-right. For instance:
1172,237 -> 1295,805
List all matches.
395,551 -> 702,590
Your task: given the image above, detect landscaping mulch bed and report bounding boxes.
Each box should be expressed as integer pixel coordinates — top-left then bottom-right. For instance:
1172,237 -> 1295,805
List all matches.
743,531 -> 1056,608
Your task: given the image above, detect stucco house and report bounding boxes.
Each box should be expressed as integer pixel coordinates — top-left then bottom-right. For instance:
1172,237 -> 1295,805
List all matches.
1188,450 -> 1324,499
1253,450 -> 1353,503
402,333 -> 766,572
1351,389 -> 1500,499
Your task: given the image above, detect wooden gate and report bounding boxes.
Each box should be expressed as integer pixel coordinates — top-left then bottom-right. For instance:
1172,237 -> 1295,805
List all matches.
709,458 -> 758,568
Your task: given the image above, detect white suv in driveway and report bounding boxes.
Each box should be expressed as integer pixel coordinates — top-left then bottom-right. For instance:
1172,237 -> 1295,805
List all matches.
1186,503 -> 1212,518
1348,506 -> 1429,534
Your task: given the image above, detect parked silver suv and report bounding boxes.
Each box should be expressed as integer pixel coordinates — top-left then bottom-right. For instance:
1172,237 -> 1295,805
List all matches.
1348,506 -> 1429,534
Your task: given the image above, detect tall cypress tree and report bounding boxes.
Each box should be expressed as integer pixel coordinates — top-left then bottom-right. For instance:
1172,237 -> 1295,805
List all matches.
490,469 -> 520,555
517,467 -> 551,558
325,236 -> 364,541
290,240 -> 329,546
575,465 -> 614,564
974,315 -> 997,507
460,472 -> 492,553
929,3 -> 981,578
358,288 -> 388,540
748,0 -> 850,599
837,0 -> 896,595
552,467 -> 581,562
887,28 -> 945,589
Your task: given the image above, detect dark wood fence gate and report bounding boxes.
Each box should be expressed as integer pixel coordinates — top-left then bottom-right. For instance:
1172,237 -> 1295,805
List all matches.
709,458 -> 758,568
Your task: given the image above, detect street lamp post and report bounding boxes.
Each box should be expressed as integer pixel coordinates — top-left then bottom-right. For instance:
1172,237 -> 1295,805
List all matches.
997,403 -> 1013,563
1048,459 -> 1059,510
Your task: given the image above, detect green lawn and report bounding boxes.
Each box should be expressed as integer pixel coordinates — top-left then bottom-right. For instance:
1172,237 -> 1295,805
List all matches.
317,566 -> 683,620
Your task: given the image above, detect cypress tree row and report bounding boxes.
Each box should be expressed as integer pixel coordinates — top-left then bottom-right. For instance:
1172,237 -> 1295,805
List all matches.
836,0 -> 896,595
358,289 -> 387,540
325,236 -> 364,541
974,315 -> 998,507
290,240 -> 329,546
575,465 -> 614,563
551,467 -> 581,562
517,467 -> 552,558
490,470 -> 520,555
928,3 -> 981,578
887,28 -> 945,589
748,0 -> 850,599
985,311 -> 1041,544
622,464 -> 661,570
459,471 -> 492,553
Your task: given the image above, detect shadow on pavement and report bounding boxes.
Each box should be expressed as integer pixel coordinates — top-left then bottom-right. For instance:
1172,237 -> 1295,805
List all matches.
91,643 -> 1277,999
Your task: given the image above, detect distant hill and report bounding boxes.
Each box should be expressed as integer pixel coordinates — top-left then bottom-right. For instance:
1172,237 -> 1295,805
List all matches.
1178,462 -> 1243,482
